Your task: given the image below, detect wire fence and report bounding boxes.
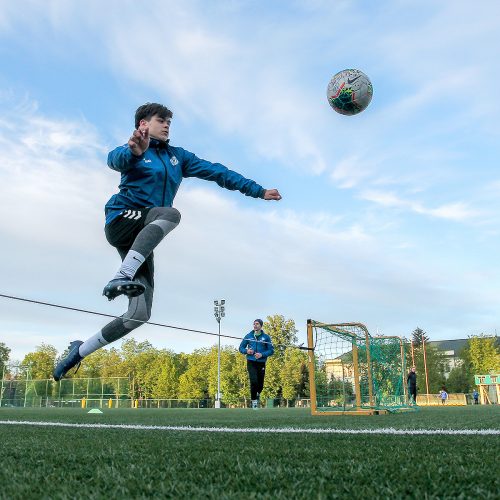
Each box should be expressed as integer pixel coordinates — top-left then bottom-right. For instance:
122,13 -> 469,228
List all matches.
0,375 -> 130,407
0,395 -> 312,409
415,393 -> 468,406
0,368 -> 311,409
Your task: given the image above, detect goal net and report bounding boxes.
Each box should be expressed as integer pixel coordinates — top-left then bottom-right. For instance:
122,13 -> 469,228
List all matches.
307,320 -> 414,415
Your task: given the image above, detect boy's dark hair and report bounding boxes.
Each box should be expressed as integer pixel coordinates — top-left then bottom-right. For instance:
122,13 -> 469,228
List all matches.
135,103 -> 173,129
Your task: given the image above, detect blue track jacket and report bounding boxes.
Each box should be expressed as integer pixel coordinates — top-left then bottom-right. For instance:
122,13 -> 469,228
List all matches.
239,331 -> 274,363
105,138 -> 266,224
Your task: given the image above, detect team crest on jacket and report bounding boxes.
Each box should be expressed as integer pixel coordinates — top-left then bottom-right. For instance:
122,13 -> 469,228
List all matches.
170,156 -> 179,166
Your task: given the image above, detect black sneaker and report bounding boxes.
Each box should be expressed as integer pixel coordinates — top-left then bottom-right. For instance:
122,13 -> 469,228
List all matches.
102,278 -> 145,301
53,341 -> 83,381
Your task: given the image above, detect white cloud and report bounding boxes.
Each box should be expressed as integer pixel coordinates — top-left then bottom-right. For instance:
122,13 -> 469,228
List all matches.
0,101 -> 110,247
330,155 -> 374,189
425,202 -> 478,222
360,189 -> 480,222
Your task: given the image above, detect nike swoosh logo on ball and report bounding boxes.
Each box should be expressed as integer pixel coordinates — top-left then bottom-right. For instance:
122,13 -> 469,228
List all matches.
347,75 -> 362,84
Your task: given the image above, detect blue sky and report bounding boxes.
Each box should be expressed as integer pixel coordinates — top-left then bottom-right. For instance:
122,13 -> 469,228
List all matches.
1,0 -> 499,361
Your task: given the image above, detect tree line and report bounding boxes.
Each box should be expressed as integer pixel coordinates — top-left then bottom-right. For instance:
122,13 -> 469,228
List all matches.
1,319 -> 498,402
1,315 -> 309,403
409,327 -> 500,393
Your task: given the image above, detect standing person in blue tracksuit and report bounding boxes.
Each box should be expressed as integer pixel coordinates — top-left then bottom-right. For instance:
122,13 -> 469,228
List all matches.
473,389 -> 479,405
239,319 -> 274,408
54,103 -> 282,381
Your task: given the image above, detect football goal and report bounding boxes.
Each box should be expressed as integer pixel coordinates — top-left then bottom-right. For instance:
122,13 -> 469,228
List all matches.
307,320 -> 415,415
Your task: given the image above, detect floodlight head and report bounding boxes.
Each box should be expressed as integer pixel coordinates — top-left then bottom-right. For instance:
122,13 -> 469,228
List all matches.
214,300 -> 218,305
221,299 -> 225,305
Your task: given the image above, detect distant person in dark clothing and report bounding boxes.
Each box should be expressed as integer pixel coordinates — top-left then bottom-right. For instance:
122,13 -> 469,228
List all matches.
407,366 -> 417,404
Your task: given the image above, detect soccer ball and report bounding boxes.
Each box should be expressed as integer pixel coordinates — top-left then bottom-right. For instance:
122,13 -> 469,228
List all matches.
326,69 -> 373,116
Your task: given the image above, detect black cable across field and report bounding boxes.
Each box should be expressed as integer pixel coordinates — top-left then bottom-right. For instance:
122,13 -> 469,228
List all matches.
0,293 -> 310,351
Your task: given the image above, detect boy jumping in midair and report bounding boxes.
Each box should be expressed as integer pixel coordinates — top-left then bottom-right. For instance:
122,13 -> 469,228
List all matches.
54,103 -> 281,380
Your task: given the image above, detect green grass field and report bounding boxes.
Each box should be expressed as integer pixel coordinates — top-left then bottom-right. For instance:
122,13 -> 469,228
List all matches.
0,406 -> 498,499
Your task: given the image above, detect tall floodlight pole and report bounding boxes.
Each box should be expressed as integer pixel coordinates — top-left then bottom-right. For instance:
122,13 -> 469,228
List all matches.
0,363 -> 5,407
214,299 -> 225,409
422,337 -> 430,405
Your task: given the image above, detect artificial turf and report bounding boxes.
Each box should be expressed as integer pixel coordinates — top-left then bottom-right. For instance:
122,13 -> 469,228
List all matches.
0,406 -> 498,499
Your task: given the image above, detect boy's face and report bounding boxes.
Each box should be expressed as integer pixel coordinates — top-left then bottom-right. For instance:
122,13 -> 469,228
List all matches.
140,114 -> 171,141
253,321 -> 262,332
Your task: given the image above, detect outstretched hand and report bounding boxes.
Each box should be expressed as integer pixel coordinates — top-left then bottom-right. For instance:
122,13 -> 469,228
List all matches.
128,125 -> 150,156
263,189 -> 282,201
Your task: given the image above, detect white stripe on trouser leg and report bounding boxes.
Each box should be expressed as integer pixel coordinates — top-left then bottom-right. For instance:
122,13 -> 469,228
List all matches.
150,219 -> 178,234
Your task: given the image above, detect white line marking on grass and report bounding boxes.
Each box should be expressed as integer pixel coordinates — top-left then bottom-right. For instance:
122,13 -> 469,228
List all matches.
0,420 -> 499,435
